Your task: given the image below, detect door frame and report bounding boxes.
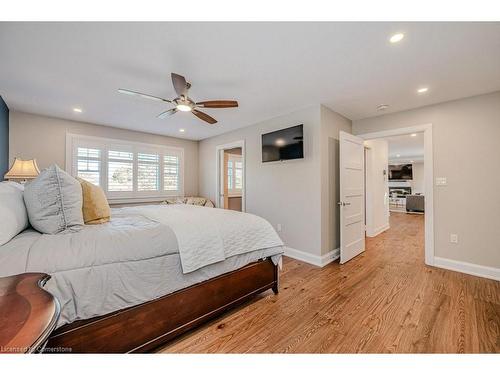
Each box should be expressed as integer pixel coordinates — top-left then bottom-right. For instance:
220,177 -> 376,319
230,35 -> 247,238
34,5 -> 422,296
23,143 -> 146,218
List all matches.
215,140 -> 246,212
357,123 -> 434,266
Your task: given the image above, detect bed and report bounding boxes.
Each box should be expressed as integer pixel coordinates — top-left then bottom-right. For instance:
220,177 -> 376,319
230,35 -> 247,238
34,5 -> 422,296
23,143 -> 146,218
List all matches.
0,204 -> 283,353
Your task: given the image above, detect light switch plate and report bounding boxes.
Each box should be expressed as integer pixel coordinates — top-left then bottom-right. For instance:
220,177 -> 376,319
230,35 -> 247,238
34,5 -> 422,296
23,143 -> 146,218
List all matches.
436,177 -> 447,186
450,234 -> 458,243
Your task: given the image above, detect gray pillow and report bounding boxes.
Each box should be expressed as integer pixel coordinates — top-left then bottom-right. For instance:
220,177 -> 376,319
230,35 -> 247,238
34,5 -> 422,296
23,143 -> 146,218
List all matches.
24,164 -> 84,234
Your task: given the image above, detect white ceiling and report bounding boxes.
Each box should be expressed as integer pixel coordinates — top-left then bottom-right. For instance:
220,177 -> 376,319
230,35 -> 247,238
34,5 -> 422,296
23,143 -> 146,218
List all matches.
386,133 -> 424,163
1,22 -> 499,140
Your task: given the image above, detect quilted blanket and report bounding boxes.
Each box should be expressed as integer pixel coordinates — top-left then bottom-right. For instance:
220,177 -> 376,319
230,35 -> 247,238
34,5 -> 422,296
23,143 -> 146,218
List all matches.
124,204 -> 284,273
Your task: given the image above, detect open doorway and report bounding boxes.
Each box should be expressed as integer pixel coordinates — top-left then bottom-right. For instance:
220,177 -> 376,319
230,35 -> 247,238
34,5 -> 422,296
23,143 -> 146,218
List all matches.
364,132 -> 424,235
360,124 -> 434,266
386,134 -> 425,214
215,141 -> 245,212
338,125 -> 433,266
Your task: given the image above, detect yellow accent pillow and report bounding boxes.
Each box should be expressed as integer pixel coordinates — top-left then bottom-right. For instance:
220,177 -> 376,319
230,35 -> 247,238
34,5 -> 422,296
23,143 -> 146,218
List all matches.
77,178 -> 111,224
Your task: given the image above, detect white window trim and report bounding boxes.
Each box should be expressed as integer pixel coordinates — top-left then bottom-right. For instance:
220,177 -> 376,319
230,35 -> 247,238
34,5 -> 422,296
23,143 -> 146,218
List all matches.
66,133 -> 184,204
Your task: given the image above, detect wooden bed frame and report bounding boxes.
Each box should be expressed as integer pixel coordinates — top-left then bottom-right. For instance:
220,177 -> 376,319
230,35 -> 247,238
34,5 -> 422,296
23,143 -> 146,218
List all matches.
46,258 -> 279,353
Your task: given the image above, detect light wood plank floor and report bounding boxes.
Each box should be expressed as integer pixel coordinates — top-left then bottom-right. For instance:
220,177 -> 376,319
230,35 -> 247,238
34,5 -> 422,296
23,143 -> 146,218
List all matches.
158,213 -> 500,353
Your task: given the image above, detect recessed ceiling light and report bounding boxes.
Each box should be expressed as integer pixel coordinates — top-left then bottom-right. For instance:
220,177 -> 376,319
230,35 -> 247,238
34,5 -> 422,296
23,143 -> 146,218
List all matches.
377,104 -> 389,111
396,154 -> 401,157
73,108 -> 82,113
179,128 -> 185,133
417,87 -> 428,94
389,33 -> 404,43
410,133 -> 417,137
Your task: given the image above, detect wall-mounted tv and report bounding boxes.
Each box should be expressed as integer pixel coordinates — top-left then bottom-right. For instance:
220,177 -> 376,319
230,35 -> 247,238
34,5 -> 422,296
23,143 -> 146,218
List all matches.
389,164 -> 413,180
262,124 -> 304,163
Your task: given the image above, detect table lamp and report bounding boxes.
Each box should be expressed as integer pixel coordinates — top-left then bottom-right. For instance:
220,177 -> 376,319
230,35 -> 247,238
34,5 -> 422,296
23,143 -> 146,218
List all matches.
4,158 -> 40,183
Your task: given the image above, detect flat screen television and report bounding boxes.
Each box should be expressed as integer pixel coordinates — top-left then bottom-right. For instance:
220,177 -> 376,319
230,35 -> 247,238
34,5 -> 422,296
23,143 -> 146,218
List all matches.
389,164 -> 413,180
261,124 -> 304,162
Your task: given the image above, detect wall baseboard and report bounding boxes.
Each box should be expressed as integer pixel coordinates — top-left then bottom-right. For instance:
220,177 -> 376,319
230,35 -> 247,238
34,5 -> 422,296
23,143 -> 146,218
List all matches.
433,257 -> 500,281
284,249 -> 500,281
284,247 -> 339,267
366,223 -> 390,238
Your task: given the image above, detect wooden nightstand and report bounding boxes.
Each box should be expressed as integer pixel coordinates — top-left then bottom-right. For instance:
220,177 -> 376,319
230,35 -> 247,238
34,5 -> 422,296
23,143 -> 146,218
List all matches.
0,273 -> 60,353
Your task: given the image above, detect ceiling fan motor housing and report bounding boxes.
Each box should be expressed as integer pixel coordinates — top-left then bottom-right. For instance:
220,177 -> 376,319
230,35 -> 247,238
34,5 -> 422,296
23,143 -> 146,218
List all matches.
119,73 -> 237,124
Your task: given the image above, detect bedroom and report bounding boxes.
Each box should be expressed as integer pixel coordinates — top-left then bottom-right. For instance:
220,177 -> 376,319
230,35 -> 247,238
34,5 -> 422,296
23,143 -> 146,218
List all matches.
1,1 -> 500,371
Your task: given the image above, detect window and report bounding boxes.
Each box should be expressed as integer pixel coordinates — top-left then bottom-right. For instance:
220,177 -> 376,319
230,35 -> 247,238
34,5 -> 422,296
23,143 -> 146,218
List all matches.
164,155 -> 180,191
138,153 -> 160,191
227,161 -> 233,190
234,160 -> 243,190
108,150 -> 134,192
227,154 -> 243,195
68,134 -> 184,202
77,147 -> 101,186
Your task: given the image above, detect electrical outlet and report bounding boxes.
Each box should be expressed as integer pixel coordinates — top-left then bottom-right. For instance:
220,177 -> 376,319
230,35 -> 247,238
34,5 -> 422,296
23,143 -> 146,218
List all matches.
277,224 -> 282,232
450,234 -> 458,244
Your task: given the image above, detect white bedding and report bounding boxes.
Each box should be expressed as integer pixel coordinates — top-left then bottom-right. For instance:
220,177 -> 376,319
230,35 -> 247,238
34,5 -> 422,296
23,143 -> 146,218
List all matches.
0,205 -> 284,327
121,204 -> 284,273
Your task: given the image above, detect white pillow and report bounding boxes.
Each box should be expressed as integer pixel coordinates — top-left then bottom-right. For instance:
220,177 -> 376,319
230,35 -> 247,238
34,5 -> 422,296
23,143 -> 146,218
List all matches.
0,181 -> 29,246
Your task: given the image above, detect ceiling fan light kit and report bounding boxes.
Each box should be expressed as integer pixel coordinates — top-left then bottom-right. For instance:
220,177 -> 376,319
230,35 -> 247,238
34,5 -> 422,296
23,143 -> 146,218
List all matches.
176,103 -> 192,112
118,73 -> 238,125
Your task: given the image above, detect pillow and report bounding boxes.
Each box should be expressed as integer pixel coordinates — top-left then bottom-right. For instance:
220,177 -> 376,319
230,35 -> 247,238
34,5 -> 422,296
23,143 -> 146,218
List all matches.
77,178 -> 110,224
23,164 -> 84,234
204,199 -> 215,208
186,197 -> 208,206
164,197 -> 186,205
0,181 -> 29,245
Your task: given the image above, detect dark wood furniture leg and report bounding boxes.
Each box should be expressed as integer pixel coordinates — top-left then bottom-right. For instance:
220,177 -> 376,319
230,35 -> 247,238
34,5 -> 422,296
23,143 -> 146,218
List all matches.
272,261 -> 279,294
46,258 -> 278,353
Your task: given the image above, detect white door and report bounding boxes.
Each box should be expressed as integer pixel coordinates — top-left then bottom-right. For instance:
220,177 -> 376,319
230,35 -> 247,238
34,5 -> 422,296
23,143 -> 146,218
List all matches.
339,131 -> 366,264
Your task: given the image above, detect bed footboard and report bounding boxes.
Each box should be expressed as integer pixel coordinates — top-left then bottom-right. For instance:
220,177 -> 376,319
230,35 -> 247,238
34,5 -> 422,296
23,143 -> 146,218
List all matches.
46,258 -> 278,353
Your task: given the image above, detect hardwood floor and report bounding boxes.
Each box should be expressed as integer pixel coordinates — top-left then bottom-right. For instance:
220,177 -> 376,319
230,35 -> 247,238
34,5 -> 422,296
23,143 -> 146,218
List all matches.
158,213 -> 500,353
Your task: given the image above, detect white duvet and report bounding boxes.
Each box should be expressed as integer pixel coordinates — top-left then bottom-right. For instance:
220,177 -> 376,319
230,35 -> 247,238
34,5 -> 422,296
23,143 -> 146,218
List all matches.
122,204 -> 284,273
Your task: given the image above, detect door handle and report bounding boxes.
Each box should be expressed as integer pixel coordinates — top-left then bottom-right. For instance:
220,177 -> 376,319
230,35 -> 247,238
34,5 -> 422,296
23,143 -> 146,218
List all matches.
337,201 -> 351,206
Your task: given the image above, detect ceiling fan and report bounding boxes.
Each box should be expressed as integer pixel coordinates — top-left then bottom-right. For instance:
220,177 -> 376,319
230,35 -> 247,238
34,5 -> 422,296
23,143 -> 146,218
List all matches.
118,73 -> 238,125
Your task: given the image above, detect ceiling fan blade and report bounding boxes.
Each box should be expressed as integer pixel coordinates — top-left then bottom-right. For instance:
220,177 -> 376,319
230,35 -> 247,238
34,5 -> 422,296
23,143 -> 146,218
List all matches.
171,73 -> 188,97
118,89 -> 171,103
157,108 -> 177,119
196,100 -> 239,108
192,109 -> 217,124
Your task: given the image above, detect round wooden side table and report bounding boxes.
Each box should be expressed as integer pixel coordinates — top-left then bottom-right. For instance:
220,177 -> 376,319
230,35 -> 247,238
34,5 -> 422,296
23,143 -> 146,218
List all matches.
0,273 -> 60,353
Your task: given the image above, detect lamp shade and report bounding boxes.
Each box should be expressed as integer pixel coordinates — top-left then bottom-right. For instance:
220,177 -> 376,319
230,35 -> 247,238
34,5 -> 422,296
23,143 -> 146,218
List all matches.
4,158 -> 40,180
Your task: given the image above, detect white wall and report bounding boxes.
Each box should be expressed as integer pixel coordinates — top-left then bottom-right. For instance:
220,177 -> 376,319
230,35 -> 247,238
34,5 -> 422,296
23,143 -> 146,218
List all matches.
353,91 -> 500,269
9,111 -> 199,196
199,106 -> 322,257
365,139 -> 389,237
411,162 -> 425,195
